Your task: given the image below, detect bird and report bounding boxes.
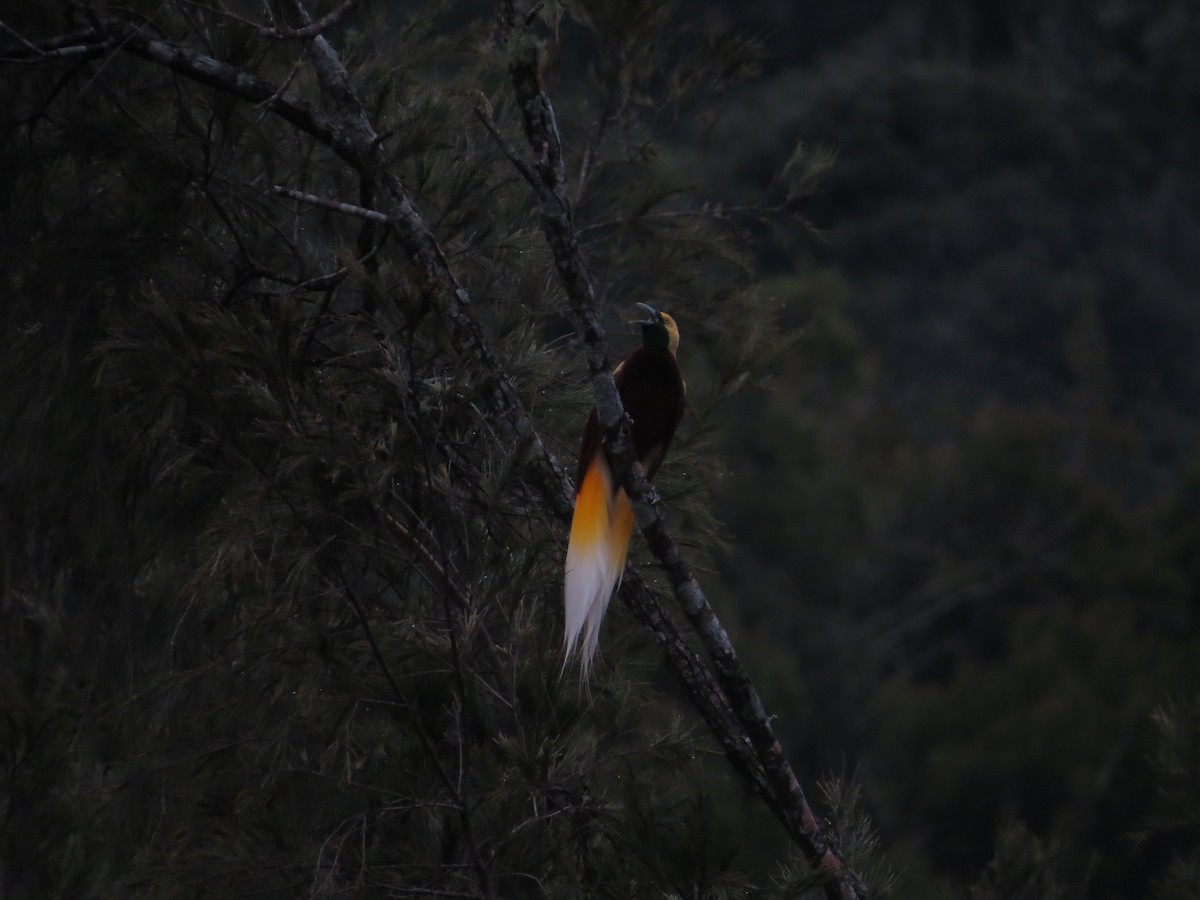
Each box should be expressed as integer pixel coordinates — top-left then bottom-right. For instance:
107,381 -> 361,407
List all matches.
563,303 -> 685,678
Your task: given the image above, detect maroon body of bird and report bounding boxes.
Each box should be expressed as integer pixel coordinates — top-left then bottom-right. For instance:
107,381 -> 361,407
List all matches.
563,306 -> 684,677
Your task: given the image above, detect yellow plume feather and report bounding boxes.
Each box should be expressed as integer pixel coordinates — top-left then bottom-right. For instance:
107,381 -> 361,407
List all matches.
562,453 -> 634,678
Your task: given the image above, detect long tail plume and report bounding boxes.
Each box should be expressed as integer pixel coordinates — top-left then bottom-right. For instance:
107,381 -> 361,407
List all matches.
563,452 -> 635,678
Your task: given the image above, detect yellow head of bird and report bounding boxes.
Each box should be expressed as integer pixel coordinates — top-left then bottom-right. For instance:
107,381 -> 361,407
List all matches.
634,303 -> 680,354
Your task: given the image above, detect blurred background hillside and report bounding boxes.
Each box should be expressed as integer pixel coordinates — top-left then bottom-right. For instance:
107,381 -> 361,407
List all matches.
690,0 -> 1200,896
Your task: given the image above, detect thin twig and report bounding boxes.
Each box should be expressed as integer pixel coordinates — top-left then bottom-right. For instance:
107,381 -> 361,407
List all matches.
272,185 -> 389,222
473,100 -> 541,194
0,24 -> 102,53
177,0 -> 360,40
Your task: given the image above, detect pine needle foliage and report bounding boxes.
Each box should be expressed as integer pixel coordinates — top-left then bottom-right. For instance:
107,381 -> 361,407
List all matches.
1143,698 -> 1200,900
771,777 -> 896,900
0,1 -> 818,897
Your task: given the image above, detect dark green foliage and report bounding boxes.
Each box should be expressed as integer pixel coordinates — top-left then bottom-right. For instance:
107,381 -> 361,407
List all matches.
969,820 -> 1076,900
0,1 -> 789,897
1142,698 -> 1200,900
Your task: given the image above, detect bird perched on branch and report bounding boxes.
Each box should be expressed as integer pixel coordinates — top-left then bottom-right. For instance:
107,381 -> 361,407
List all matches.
563,304 -> 685,678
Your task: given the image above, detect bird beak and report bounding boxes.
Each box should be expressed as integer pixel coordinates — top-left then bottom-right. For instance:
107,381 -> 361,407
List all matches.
631,302 -> 660,326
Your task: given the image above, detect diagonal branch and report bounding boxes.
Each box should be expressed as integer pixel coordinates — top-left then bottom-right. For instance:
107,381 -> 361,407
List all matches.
273,185 -> 388,222
0,22 -> 108,61
494,4 -> 871,898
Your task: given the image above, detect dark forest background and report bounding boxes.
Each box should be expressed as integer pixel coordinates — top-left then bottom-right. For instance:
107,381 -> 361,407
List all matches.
3,0 -> 1199,897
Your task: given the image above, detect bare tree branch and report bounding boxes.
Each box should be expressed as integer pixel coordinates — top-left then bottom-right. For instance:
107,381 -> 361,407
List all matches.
0,20 -> 108,62
493,4 -> 872,897
470,44 -> 789,822
273,185 -> 388,222
473,99 -> 541,194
